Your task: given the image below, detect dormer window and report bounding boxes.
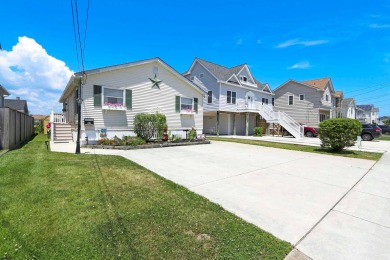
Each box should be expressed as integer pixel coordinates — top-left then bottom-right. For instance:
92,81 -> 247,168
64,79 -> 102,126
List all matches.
240,76 -> 248,82
326,95 -> 329,101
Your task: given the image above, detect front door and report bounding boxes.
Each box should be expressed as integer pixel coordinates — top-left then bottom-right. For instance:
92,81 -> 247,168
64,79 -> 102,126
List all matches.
245,91 -> 255,109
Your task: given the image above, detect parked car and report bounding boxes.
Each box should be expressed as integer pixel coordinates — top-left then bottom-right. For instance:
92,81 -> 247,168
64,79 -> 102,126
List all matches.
378,125 -> 390,135
303,126 -> 319,137
283,126 -> 318,138
361,124 -> 382,141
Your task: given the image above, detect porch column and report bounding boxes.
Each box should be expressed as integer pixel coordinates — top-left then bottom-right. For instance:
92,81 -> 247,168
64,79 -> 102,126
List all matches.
216,111 -> 220,136
245,112 -> 249,136
233,114 -> 236,135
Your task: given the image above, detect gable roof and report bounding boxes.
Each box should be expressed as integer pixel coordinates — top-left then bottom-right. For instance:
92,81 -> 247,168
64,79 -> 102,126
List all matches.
0,84 -> 10,96
334,91 -> 343,98
60,57 -> 206,102
341,98 -> 355,107
4,99 -> 28,113
185,58 -> 271,93
273,79 -> 324,93
301,77 -> 334,93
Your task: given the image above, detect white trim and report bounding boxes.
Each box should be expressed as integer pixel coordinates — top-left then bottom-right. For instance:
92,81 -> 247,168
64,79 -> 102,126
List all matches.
219,81 -> 275,95
237,65 -> 256,85
262,83 -> 272,93
227,74 -> 242,86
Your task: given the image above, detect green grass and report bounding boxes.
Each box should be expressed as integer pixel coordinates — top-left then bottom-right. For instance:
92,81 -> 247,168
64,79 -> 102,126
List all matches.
377,135 -> 390,141
208,137 -> 383,161
0,135 -> 292,259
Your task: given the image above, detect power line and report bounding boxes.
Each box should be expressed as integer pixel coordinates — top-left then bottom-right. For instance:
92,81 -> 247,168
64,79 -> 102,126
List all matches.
344,81 -> 390,94
70,0 -> 80,72
352,83 -> 390,97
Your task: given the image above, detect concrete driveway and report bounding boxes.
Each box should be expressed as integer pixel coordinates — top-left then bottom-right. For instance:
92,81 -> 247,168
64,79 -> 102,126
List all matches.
86,140 -> 390,259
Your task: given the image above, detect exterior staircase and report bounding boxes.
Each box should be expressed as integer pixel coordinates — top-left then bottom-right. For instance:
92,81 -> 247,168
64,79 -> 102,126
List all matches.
238,102 -> 304,138
53,124 -> 73,142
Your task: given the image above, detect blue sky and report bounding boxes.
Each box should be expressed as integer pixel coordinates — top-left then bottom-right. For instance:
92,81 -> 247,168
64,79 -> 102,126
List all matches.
1,0 -> 389,115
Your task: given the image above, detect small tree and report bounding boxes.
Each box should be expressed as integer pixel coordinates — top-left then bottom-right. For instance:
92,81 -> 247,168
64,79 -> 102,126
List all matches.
319,118 -> 362,151
133,113 -> 167,141
383,119 -> 390,126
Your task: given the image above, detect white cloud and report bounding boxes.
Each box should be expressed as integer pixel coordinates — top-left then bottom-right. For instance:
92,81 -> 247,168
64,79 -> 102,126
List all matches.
0,36 -> 73,114
276,38 -> 328,48
288,61 -> 311,69
369,23 -> 390,29
236,38 -> 244,45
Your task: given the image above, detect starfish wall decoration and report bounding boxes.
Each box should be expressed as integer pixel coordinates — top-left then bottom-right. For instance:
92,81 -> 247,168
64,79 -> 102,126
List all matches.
149,74 -> 162,89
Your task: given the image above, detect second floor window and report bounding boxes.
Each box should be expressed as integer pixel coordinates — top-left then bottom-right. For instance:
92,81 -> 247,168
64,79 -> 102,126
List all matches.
262,98 -> 269,104
207,91 -> 212,104
288,95 -> 294,105
299,94 -> 304,100
325,95 -> 329,101
227,91 -> 236,104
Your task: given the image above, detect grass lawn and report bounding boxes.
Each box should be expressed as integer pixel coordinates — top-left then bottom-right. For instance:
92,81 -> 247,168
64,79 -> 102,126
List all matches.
0,135 -> 292,259
376,135 -> 390,141
208,137 -> 383,161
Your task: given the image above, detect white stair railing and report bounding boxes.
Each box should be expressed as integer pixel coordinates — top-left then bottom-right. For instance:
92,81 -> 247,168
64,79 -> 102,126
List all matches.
237,101 -> 304,138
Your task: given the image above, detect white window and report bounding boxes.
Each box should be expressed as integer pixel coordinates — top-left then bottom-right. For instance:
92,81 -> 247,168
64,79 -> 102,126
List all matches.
288,95 -> 293,105
104,88 -> 124,106
181,97 -> 193,112
261,98 -> 269,104
325,94 -> 329,101
320,114 -> 327,122
240,76 -> 248,82
299,94 -> 304,100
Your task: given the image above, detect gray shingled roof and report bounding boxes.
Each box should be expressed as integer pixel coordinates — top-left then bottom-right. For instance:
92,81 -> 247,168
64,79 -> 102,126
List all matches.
198,58 -> 267,84
4,99 -> 28,113
357,104 -> 374,111
341,98 -> 355,107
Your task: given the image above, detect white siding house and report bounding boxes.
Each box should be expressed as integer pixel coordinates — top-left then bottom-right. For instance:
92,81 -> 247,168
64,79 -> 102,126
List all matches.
183,58 -> 278,136
356,104 -> 379,124
58,58 -> 205,144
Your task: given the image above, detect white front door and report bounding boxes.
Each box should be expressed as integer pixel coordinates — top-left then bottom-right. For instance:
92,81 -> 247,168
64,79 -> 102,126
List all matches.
245,91 -> 255,109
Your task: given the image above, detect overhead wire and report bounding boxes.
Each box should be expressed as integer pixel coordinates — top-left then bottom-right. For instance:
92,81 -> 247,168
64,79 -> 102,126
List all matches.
70,0 -> 80,72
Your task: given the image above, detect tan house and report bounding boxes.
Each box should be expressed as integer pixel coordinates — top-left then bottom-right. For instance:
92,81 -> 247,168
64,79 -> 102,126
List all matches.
274,77 -> 336,128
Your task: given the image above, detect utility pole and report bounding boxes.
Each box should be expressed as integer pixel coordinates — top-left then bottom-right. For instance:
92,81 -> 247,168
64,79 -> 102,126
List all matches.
75,78 -> 82,154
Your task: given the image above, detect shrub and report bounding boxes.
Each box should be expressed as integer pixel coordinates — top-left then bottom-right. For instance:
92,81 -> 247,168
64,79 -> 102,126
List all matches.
188,128 -> 196,141
97,138 -> 110,145
134,113 -> 168,142
123,136 -> 146,146
384,119 -> 390,126
319,118 -> 362,151
253,127 -> 263,137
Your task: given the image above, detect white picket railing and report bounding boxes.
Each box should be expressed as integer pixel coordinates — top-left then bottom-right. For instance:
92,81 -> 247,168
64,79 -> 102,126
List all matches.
237,101 -> 304,138
50,111 -> 67,124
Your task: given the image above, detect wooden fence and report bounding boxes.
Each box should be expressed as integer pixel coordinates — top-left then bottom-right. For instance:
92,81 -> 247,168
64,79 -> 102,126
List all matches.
0,108 -> 34,150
